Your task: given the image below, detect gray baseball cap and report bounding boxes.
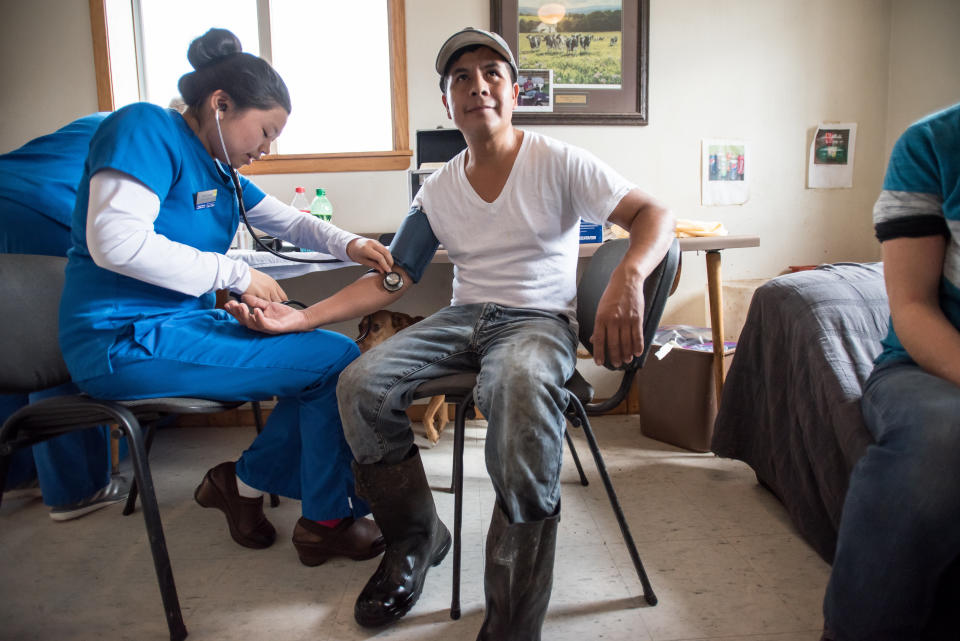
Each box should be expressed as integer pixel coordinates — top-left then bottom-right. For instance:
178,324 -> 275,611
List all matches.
435,27 -> 519,87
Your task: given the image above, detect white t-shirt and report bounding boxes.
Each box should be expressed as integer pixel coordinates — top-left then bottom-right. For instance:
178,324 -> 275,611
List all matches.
413,130 -> 634,319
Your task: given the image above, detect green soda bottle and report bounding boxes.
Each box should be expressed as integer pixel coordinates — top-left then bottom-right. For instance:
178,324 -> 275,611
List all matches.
309,188 -> 333,223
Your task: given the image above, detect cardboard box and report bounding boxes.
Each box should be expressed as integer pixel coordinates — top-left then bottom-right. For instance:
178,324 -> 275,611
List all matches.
636,342 -> 735,452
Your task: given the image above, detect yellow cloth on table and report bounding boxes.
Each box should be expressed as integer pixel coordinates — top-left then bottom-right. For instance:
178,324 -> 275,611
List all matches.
675,219 -> 728,238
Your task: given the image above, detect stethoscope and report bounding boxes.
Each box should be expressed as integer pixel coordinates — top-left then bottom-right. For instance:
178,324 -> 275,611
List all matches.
214,107 -> 404,291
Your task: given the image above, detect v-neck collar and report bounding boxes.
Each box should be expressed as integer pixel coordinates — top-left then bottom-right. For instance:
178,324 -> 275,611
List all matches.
172,110 -> 234,187
459,130 -> 529,208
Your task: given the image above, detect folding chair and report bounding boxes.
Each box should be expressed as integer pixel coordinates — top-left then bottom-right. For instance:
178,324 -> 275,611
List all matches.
413,238 -> 680,618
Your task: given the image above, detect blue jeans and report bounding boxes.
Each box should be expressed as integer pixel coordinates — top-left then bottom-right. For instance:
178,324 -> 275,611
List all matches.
824,360 -> 960,640
76,309 -> 367,521
337,303 -> 578,523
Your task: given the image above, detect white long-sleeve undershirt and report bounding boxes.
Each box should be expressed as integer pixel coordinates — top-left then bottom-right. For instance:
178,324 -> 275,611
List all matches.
86,170 -> 361,296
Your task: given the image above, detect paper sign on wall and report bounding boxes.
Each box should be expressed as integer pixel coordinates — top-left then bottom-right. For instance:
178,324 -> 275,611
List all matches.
701,139 -> 749,206
808,123 -> 857,189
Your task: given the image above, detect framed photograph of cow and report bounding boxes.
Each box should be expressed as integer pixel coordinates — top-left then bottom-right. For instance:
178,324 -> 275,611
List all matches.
491,0 -> 649,125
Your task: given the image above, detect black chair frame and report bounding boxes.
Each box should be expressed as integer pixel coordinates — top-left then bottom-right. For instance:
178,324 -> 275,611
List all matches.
0,253 -> 275,641
413,238 -> 680,619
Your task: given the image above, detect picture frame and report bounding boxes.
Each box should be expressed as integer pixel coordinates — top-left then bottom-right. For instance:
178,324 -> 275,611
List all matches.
491,0 -> 649,125
515,69 -> 554,112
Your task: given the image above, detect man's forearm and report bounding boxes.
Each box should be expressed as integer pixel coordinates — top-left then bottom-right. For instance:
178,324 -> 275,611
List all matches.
302,272 -> 406,327
622,203 -> 675,280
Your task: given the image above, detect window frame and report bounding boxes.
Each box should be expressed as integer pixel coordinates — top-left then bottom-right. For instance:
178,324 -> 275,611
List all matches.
88,0 -> 412,174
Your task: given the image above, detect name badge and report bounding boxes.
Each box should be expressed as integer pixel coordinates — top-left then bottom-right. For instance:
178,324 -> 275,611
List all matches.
194,189 -> 217,210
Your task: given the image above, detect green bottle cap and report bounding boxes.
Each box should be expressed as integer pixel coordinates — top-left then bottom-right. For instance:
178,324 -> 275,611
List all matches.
315,188 -> 326,196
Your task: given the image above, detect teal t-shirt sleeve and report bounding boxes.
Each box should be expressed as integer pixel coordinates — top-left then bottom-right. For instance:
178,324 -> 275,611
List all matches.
883,124 -> 942,196
85,103 -> 181,201
238,173 -> 266,210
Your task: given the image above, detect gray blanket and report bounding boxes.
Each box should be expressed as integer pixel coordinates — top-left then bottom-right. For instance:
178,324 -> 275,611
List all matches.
711,262 -> 889,563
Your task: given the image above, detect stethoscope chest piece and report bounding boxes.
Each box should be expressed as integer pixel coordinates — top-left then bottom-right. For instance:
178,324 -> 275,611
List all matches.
383,271 -> 403,292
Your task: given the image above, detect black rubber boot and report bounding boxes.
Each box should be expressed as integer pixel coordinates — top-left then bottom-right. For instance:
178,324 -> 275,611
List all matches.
353,446 -> 451,628
477,503 -> 560,641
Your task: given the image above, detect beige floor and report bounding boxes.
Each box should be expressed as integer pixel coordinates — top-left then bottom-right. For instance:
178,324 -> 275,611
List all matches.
0,416 -> 829,641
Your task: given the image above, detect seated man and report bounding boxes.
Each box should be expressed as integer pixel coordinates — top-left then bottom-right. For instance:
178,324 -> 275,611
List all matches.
224,27 -> 673,639
1,113 -> 129,521
823,101 -> 960,639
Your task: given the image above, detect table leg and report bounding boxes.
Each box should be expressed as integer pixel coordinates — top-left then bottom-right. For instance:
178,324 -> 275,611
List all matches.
705,250 -> 725,407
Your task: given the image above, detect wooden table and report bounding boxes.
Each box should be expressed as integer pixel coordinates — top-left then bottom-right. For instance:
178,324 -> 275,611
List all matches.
232,233 -> 761,406
676,235 -> 761,406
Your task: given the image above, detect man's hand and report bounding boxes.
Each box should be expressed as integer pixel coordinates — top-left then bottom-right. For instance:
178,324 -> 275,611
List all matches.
244,268 -> 287,302
224,294 -> 310,334
347,238 -> 393,273
591,267 -> 645,368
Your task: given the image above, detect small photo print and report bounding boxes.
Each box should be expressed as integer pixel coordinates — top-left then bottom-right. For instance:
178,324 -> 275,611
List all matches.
516,69 -> 554,112
707,143 -> 746,182
814,128 -> 851,165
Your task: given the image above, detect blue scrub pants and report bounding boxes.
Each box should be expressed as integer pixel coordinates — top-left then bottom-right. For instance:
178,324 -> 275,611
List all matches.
75,309 -> 367,521
2,198 -> 113,507
824,360 -> 960,639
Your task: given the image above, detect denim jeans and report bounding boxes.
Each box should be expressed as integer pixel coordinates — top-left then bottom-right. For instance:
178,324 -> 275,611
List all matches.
824,360 -> 960,640
337,303 -> 579,523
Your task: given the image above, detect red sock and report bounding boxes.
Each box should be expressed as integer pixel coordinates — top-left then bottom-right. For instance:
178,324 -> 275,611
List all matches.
314,518 -> 343,528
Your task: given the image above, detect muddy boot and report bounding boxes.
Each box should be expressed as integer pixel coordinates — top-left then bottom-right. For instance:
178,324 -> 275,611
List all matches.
477,503 -> 559,641
353,446 -> 451,628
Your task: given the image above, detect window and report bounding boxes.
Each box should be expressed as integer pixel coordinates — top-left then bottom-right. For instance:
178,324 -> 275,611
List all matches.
89,0 -> 411,173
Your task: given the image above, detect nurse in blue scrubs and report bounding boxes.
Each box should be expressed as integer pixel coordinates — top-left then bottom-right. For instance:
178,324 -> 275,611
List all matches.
1,112 -> 130,521
58,28 -> 390,563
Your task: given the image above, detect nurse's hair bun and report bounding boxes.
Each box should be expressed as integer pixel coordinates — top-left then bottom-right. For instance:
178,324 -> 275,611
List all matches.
187,28 -> 242,70
178,27 -> 290,114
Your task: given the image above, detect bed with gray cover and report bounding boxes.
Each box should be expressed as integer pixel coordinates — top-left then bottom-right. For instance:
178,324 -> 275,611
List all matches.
711,262 -> 889,562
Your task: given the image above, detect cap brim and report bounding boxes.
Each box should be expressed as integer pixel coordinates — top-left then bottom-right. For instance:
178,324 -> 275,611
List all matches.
435,29 -> 518,79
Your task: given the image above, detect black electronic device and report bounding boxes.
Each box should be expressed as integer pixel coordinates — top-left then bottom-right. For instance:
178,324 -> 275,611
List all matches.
409,128 -> 468,202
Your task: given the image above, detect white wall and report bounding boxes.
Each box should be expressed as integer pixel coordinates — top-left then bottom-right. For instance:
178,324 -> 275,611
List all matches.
884,0 -> 960,160
3,0 -> 956,328
0,0 -> 99,150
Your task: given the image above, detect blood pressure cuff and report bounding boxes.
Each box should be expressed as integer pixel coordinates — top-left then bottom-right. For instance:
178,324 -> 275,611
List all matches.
387,207 -> 440,283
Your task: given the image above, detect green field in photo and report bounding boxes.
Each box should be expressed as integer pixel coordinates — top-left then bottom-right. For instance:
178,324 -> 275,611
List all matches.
518,31 -> 622,85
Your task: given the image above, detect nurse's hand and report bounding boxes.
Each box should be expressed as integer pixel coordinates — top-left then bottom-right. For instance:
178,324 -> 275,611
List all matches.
224,294 -> 310,334
245,268 -> 288,302
347,238 -> 393,273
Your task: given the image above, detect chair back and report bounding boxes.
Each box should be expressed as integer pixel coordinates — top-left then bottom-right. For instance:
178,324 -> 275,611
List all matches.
0,254 -> 72,393
576,238 -> 680,370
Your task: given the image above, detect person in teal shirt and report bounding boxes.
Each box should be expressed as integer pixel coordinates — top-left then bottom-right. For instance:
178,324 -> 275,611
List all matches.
1,112 -> 130,521
823,102 -> 960,639
58,28 -> 392,564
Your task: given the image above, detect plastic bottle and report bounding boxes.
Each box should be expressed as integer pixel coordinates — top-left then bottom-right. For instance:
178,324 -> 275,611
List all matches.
232,223 -> 254,250
309,188 -> 333,223
290,186 -> 310,214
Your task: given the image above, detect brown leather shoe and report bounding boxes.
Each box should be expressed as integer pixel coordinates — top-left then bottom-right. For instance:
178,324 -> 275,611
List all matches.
194,461 -> 276,549
292,516 -> 386,566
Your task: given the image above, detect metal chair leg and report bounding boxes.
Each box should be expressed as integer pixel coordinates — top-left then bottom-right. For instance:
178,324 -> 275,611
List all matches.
112,407 -> 187,641
564,428 -> 589,486
251,401 -> 279,508
123,420 -> 158,516
450,396 -> 471,621
0,451 -> 11,508
568,396 -> 657,606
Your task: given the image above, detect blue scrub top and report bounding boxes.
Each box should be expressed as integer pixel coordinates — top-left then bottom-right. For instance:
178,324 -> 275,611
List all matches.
0,113 -> 109,226
59,103 -> 267,380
